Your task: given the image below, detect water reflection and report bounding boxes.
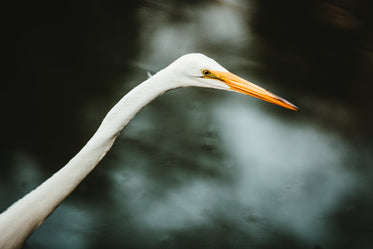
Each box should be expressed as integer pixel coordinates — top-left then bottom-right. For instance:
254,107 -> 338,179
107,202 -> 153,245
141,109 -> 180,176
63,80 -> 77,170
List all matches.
1,0 -> 372,248
214,97 -> 357,245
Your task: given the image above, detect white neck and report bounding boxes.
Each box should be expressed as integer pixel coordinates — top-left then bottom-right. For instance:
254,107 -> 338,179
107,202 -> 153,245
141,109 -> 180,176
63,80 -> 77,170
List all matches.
0,71 -> 172,249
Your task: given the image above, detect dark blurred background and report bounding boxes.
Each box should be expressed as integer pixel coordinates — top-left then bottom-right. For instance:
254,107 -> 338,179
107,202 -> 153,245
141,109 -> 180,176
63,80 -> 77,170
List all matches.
1,0 -> 372,248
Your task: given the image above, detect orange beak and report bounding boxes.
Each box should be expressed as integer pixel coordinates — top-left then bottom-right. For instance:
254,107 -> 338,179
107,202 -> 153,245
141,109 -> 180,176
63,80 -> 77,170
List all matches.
210,71 -> 298,111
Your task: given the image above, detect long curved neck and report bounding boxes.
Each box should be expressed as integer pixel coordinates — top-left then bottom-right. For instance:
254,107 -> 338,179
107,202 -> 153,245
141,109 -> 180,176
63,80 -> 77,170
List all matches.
0,71 -> 171,249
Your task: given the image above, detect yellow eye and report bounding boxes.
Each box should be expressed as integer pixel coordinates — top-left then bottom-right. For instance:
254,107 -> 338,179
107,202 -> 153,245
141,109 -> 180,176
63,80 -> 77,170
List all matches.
202,69 -> 211,76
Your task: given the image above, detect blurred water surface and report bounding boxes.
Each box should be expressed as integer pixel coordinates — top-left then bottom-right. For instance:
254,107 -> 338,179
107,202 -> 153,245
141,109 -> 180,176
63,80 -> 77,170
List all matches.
1,0 -> 373,249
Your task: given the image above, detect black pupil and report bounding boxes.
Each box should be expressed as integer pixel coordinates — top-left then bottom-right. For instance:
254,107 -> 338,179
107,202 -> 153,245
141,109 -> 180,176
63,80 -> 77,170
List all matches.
204,70 -> 210,75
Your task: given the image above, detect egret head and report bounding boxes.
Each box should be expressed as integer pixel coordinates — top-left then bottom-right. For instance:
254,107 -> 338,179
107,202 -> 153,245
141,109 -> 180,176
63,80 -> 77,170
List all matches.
166,53 -> 298,111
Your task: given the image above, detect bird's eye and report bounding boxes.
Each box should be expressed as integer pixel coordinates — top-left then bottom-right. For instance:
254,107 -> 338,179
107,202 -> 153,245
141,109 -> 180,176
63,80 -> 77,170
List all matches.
202,69 -> 211,76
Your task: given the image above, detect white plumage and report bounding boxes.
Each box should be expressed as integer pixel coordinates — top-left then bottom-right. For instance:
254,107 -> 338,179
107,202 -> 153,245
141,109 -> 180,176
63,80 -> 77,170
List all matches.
0,53 -> 297,249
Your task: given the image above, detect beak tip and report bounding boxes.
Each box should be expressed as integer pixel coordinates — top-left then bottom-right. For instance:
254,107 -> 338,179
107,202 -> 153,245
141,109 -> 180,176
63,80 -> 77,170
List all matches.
276,96 -> 299,111
290,104 -> 299,111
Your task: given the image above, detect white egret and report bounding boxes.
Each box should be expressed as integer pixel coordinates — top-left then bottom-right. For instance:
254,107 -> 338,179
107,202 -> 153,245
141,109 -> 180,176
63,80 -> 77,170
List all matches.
0,53 -> 298,249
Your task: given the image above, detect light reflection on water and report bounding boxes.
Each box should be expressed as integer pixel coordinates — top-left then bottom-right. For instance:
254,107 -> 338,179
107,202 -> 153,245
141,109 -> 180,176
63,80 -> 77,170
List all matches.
213,97 -> 357,244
